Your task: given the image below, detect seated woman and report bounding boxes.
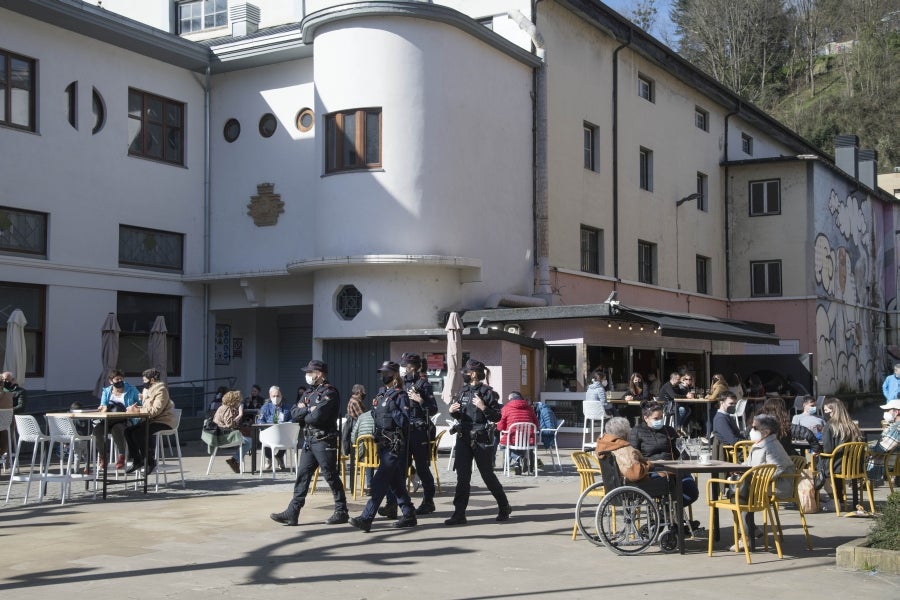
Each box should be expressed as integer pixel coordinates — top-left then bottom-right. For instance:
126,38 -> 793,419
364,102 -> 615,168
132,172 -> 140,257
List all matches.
596,417 -> 670,498
213,390 -> 252,473
705,373 -> 729,402
628,402 -> 699,506
736,414 -> 796,551
623,372 -> 652,404
817,396 -> 863,508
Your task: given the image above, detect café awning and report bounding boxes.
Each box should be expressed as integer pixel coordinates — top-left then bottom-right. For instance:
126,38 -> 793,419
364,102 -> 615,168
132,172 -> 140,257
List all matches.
610,305 -> 779,345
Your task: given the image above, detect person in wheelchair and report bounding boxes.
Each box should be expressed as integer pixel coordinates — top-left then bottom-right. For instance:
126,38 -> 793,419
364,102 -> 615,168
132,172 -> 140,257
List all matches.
596,417 -> 671,499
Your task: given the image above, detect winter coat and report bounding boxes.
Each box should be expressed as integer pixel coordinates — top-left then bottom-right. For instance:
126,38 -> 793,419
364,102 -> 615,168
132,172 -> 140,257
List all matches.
498,399 -> 538,445
628,420 -> 679,460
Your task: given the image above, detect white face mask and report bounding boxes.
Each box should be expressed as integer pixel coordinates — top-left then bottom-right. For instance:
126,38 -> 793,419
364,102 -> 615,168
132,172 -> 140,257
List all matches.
305,373 -> 316,386
399,366 -> 409,377
272,396 -> 282,405
884,411 -> 895,423
749,429 -> 763,442
807,406 -> 817,415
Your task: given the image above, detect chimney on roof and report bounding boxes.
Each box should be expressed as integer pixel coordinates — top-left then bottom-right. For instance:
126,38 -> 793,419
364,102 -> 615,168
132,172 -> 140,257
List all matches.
230,2 -> 260,37
834,134 -> 859,180
858,149 -> 878,190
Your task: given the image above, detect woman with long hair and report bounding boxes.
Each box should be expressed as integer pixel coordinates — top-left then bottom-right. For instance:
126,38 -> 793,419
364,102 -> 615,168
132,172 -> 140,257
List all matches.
624,372 -> 652,403
818,397 -> 863,508
705,373 -> 729,402
758,397 -> 820,455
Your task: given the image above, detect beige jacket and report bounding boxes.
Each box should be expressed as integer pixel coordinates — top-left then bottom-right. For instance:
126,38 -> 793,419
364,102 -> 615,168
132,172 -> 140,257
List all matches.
141,382 -> 176,429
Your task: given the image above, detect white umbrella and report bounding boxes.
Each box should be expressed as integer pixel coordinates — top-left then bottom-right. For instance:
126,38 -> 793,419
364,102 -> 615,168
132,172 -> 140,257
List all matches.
3,308 -> 27,384
148,315 -> 168,382
442,312 -> 463,406
94,313 -> 121,398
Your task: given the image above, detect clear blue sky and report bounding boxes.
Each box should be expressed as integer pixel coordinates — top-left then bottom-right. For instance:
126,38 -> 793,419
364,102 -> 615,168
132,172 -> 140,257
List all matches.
602,0 -> 677,46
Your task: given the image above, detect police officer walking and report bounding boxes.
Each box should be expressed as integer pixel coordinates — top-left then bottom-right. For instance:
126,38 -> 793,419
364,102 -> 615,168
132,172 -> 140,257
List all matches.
377,352 -> 438,519
445,358 -> 512,526
270,360 -> 349,526
349,361 -> 418,532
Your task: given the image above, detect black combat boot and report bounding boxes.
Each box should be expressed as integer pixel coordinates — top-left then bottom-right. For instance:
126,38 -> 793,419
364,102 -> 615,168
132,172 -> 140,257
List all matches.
377,503 -> 398,519
270,510 -> 299,526
349,516 -> 372,532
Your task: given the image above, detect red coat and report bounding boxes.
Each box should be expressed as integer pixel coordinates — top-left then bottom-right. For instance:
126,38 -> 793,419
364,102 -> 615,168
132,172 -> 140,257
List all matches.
498,399 -> 538,445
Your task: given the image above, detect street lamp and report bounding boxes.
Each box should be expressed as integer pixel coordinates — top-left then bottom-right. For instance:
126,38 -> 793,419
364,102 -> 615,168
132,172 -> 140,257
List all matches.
674,193 -> 702,289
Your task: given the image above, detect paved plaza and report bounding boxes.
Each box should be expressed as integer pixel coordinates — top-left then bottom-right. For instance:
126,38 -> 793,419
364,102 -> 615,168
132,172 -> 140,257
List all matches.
2,441 -> 899,600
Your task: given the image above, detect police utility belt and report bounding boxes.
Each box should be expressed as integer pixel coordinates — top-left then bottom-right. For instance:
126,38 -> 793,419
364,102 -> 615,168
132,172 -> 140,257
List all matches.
304,426 -> 336,442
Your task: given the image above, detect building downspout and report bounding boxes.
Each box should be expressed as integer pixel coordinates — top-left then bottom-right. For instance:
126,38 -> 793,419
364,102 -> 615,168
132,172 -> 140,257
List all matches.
723,103 -> 739,301
515,5 -> 550,302
612,30 -> 632,282
203,66 -> 211,386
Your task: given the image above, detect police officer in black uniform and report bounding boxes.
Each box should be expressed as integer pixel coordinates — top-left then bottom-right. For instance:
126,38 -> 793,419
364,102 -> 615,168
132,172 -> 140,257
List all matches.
270,360 -> 349,526
377,352 -> 438,519
349,361 -> 418,532
445,358 -> 512,526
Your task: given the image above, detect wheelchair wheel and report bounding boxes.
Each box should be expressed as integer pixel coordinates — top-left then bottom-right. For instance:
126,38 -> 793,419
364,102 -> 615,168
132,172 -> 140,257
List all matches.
658,527 -> 679,553
596,485 -> 660,555
574,481 -> 606,546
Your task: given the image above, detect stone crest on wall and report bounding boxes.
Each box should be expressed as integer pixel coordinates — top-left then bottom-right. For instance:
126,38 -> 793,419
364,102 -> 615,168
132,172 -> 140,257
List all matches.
247,183 -> 284,226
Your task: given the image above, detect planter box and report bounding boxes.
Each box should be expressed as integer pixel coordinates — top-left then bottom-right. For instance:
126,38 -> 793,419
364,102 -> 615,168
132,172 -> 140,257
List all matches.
836,537 -> 900,574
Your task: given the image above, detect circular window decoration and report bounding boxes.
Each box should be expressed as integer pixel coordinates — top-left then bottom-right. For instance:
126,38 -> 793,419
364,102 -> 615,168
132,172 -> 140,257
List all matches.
259,113 -> 277,138
223,118 -> 241,143
335,285 -> 363,321
296,108 -> 315,132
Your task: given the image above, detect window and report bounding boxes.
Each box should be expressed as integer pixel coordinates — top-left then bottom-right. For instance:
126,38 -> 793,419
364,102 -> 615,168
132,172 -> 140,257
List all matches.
749,179 -> 781,215
335,285 -> 363,320
583,122 -> 598,171
696,172 -> 708,212
117,292 -> 181,376
127,88 -> 185,165
580,225 -> 603,275
639,147 -> 653,191
638,240 -> 656,284
65,81 -> 78,129
325,108 -> 382,173
223,118 -> 240,143
0,283 -> 45,376
695,107 -> 708,132
296,108 -> 314,133
119,225 -> 184,272
258,113 -> 277,138
637,74 -> 654,102
696,255 -> 710,295
179,0 -> 228,34
751,260 -> 782,297
741,133 -> 753,155
92,87 -> 105,135
0,205 -> 47,257
0,49 -> 36,131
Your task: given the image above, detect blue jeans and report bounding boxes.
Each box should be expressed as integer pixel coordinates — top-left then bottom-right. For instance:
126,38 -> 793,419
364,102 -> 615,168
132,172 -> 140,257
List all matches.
232,435 -> 251,462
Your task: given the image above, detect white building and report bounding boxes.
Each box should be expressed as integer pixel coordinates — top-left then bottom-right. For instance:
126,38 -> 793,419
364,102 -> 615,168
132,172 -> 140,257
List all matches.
1,0 -> 896,418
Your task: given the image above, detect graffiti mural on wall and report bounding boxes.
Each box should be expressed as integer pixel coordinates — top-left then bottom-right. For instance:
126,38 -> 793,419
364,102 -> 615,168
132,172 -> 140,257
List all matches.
814,189 -> 883,393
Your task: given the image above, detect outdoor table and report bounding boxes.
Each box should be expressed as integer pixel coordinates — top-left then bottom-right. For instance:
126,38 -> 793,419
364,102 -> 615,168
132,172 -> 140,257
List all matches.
674,397 -> 719,435
653,459 -> 752,554
45,411 -> 151,499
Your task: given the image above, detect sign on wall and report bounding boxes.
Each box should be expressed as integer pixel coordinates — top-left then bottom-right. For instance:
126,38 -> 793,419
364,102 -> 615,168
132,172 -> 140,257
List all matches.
215,324 -> 231,365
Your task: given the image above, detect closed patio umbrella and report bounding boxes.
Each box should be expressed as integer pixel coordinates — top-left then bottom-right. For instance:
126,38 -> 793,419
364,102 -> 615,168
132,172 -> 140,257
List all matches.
3,308 -> 27,385
148,315 -> 168,382
94,313 -> 121,398
442,312 -> 463,407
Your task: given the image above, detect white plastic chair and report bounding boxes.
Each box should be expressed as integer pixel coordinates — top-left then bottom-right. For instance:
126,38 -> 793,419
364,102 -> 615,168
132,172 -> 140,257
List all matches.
582,400 -> 606,450
732,398 -> 748,432
141,409 -> 185,491
5,415 -> 52,504
503,422 -> 538,478
205,430 -> 246,475
0,408 -> 14,467
446,419 -> 457,471
45,415 -> 96,501
540,418 -> 565,472
258,422 -> 301,480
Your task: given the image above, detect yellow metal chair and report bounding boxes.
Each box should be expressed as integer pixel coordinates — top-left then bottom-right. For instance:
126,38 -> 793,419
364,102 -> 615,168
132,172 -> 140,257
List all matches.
707,463 -> 782,564
818,441 -> 875,516
885,448 -> 900,494
730,440 -> 754,464
429,429 -> 446,493
353,434 -> 379,500
571,451 -> 605,540
770,455 -> 813,550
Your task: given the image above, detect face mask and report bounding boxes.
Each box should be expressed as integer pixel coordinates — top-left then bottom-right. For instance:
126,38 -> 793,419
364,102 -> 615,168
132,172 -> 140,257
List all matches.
272,396 -> 282,405
823,411 -> 832,420
399,366 -> 409,377
381,374 -> 395,385
749,429 -> 763,442
650,419 -> 664,430
600,380 -> 608,387
884,411 -> 895,423
726,405 -> 736,415
807,406 -> 817,415
304,374 -> 316,386
113,381 -> 125,390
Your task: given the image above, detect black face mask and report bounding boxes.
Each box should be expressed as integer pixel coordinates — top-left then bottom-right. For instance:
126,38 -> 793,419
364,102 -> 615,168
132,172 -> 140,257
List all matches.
113,381 -> 125,390
381,374 -> 394,385
726,405 -> 736,415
